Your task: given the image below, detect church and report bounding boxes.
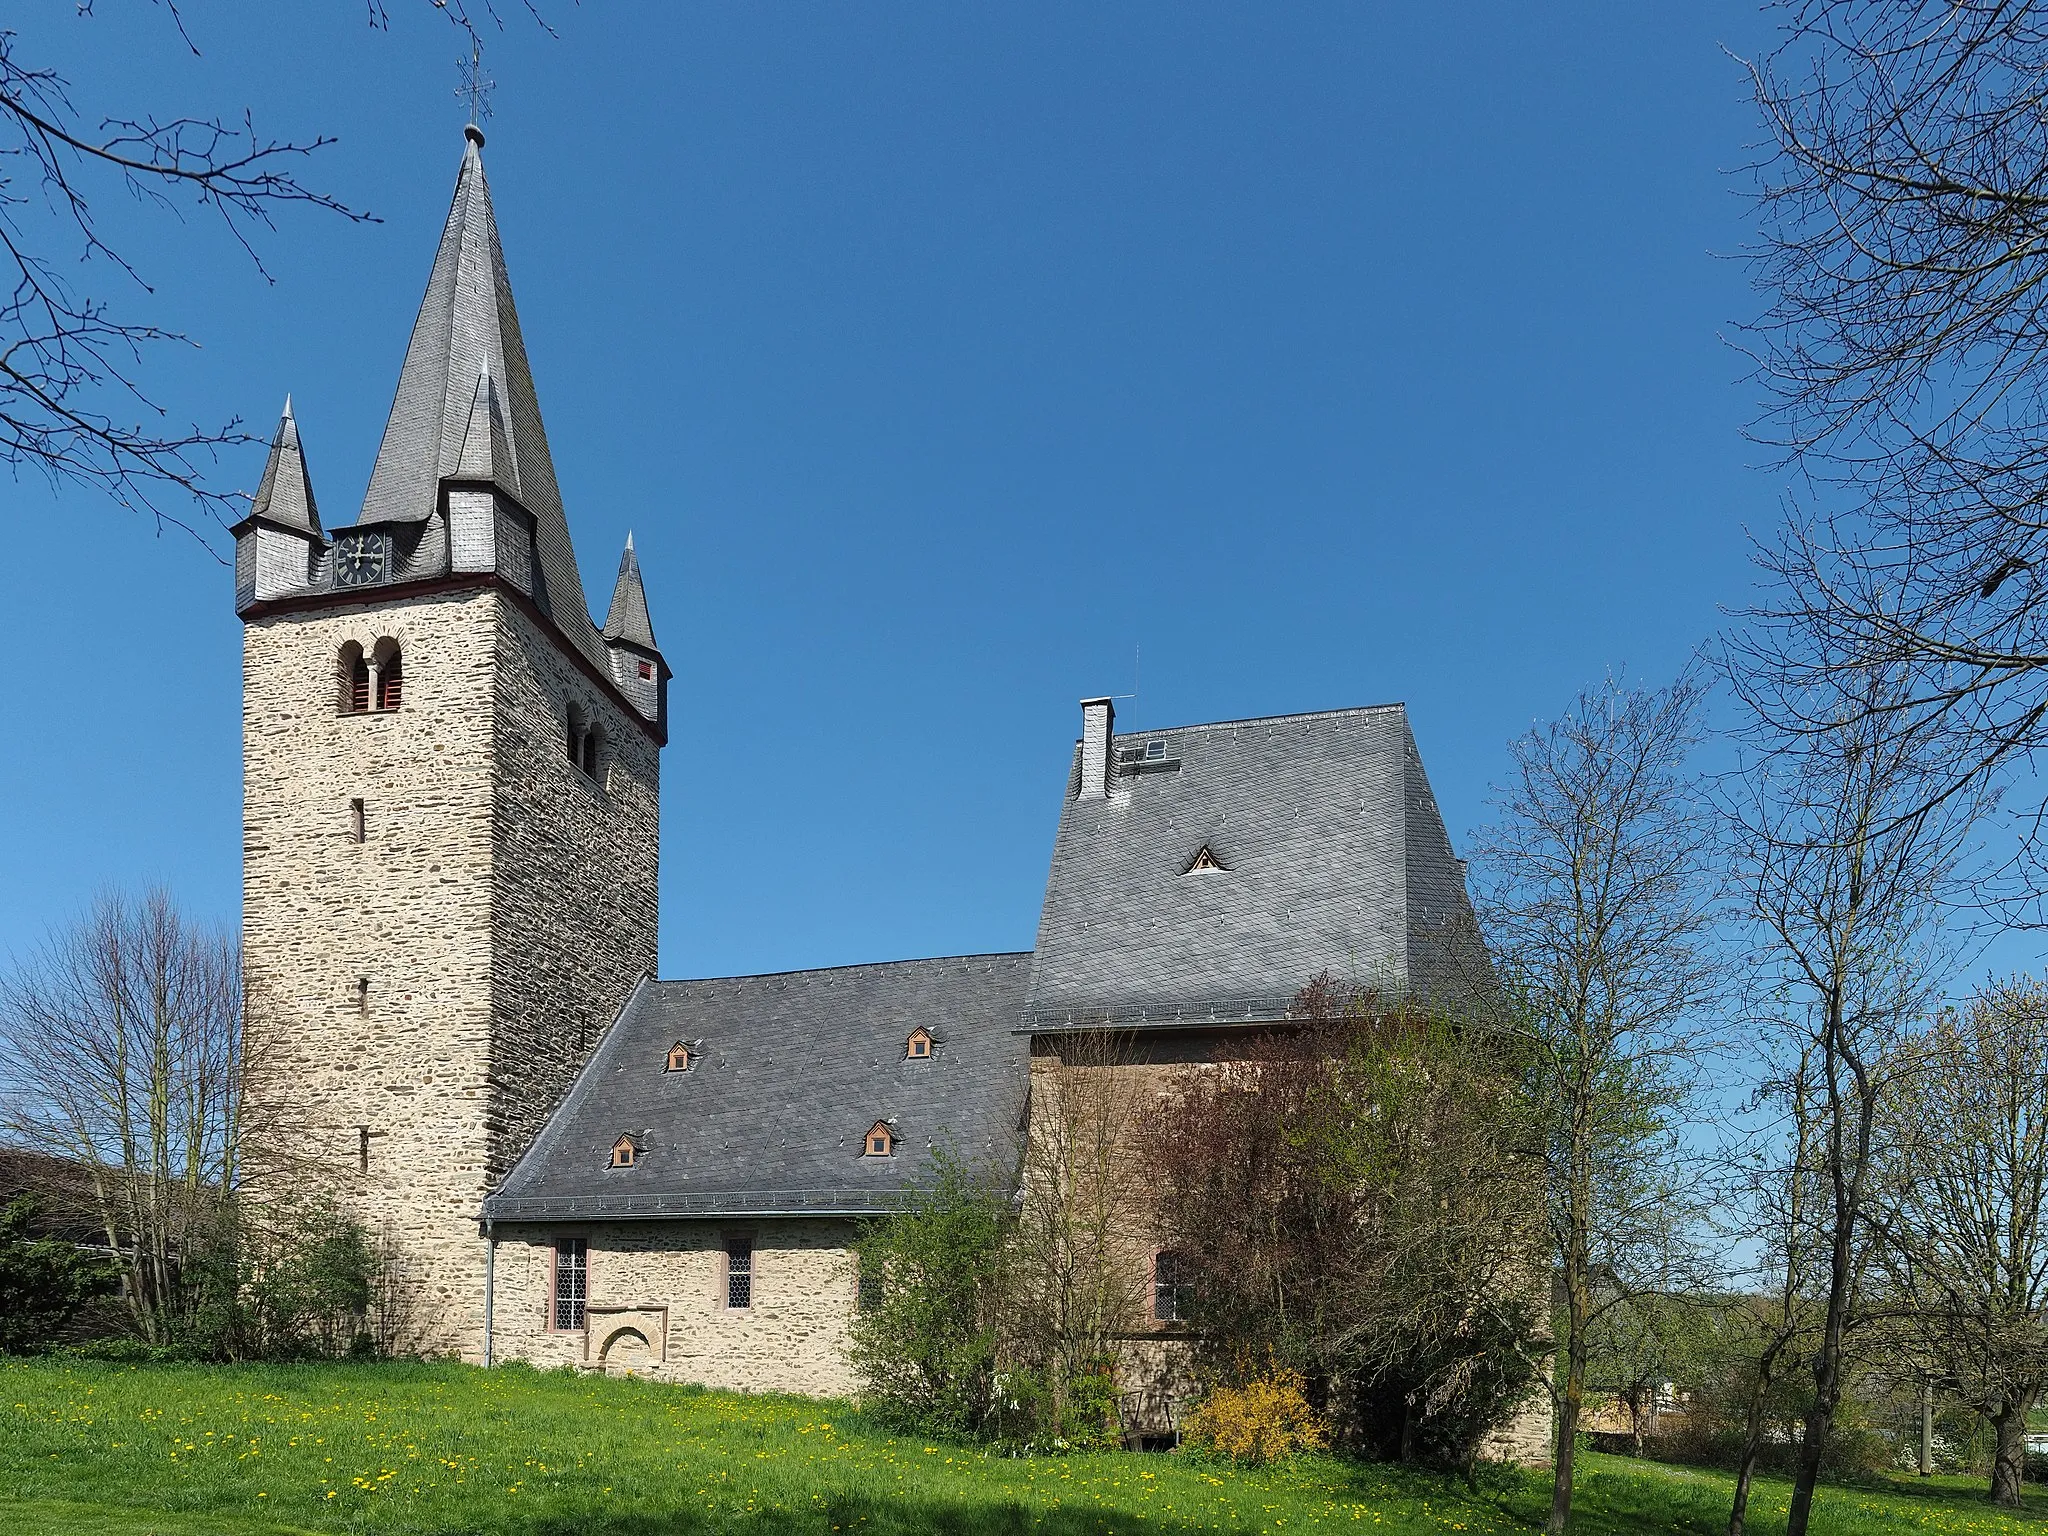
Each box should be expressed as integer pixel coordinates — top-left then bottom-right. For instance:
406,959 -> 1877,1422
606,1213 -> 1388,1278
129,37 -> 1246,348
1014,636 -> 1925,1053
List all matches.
232,127 -> 1503,1430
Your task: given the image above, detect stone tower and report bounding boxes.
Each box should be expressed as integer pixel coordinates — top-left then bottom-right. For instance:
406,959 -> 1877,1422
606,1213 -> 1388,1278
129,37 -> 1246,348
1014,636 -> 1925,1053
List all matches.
233,126 -> 668,1358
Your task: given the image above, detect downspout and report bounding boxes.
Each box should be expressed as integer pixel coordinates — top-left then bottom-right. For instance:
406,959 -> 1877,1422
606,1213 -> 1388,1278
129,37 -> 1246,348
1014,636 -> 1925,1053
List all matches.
483,1218 -> 496,1369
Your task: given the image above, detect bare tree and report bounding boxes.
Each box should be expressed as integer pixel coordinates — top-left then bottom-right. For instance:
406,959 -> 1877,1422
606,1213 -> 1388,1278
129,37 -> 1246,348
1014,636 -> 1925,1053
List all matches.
1723,666 -> 1973,1536
0,888 -> 241,1342
0,3 -> 533,544
1872,976 -> 2048,1508
1012,1029 -> 1157,1440
1722,1046 -> 1825,1536
1739,2 -> 2048,874
1468,675 -> 1720,1536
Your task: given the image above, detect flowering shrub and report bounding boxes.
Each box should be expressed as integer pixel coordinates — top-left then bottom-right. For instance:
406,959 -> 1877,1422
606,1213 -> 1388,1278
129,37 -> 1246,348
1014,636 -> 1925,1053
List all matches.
1181,1369 -> 1329,1465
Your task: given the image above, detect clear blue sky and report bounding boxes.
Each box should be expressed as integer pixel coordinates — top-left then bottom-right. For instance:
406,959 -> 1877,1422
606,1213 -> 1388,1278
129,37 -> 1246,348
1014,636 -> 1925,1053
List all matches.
3,3 -> 1775,978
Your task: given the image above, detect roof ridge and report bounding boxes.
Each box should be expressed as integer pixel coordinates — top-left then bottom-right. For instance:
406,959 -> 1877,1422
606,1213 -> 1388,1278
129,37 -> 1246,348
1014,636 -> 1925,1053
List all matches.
660,951 -> 1033,986
1113,702 -> 1407,737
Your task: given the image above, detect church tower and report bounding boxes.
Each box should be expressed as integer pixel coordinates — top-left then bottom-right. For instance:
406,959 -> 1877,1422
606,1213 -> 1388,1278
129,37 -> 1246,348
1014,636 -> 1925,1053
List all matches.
233,126 -> 667,1357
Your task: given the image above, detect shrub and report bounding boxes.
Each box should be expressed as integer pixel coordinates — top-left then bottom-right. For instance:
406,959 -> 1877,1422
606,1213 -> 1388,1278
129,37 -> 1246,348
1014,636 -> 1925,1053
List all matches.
1182,1369 -> 1331,1465
0,1196 -> 121,1353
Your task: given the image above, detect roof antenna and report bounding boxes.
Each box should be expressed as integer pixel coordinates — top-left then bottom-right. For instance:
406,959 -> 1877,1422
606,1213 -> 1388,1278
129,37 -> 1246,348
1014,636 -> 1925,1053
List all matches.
457,37 -> 496,139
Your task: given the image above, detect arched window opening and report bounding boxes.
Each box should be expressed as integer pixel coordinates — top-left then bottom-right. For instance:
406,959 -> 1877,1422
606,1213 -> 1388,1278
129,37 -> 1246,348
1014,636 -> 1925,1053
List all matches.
566,704 -> 587,769
339,642 -> 369,714
609,1134 -> 638,1169
581,724 -> 603,779
372,639 -> 403,710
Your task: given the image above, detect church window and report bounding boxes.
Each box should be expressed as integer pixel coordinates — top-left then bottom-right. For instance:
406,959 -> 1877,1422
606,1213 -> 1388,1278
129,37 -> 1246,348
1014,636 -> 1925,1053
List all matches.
609,1134 -> 638,1168
905,1028 -> 933,1060
339,643 -> 370,714
666,1042 -> 692,1073
349,798 -> 366,844
1153,1250 -> 1191,1323
725,1237 -> 753,1309
372,639 -> 404,710
864,1120 -> 895,1157
552,1237 -> 587,1330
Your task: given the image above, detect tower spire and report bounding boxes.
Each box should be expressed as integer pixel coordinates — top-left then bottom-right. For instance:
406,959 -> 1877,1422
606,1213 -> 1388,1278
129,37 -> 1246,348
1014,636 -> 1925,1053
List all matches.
358,130 -> 601,664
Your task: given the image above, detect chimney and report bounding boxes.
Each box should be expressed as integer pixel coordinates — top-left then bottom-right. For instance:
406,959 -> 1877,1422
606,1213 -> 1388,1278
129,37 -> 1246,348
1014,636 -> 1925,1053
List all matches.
1078,697 -> 1115,799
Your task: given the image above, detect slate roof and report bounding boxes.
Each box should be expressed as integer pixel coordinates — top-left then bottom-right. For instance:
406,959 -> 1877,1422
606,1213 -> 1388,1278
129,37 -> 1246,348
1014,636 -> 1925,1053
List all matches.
356,127 -> 605,670
244,398 -> 319,533
1022,703 -> 1479,1028
484,954 -> 1031,1221
603,534 -> 657,648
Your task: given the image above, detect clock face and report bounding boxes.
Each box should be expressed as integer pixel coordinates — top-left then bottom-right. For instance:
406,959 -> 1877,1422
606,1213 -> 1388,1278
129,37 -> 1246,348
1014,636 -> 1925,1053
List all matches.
335,534 -> 391,587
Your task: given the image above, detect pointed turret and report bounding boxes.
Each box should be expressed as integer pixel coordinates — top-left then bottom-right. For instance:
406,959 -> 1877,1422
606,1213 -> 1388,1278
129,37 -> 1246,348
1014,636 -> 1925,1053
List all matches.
232,397 -> 324,612
358,126 -> 600,664
602,532 -> 667,731
248,397 -> 321,533
603,533 -> 657,648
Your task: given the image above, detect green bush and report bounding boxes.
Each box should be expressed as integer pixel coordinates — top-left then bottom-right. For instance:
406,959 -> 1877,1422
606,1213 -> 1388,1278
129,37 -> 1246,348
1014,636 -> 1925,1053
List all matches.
0,1196 -> 120,1353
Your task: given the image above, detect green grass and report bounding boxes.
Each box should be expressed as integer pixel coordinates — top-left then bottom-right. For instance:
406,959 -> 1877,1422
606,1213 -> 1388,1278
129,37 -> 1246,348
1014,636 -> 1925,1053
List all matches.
3,1358 -> 2044,1536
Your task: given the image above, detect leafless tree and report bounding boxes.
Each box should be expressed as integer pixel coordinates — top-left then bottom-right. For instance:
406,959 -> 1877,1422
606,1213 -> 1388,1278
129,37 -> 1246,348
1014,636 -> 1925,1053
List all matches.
1871,976 -> 2048,1508
1011,1029 -> 1157,1438
0,888 -> 242,1342
1467,674 -> 1721,1536
1739,2 -> 2048,884
1722,1045 -> 1826,1536
0,2 -> 533,546
1723,665 -> 1972,1536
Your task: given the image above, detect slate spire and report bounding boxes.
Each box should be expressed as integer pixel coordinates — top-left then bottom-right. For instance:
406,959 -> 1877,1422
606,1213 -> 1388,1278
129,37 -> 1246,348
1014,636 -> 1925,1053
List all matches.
248,396 -> 320,533
603,532 -> 658,649
358,126 -> 601,663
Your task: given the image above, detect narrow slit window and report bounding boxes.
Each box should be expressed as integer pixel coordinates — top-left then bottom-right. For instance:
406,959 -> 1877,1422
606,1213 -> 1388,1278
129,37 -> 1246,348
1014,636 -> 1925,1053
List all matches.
356,977 -> 369,1017
725,1237 -> 753,1309
553,1237 -> 587,1330
358,1125 -> 370,1175
349,798 -> 366,844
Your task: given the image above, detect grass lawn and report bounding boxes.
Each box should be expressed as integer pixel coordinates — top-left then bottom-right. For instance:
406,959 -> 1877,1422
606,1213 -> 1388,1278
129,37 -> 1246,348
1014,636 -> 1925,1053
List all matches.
4,1359 -> 2045,1536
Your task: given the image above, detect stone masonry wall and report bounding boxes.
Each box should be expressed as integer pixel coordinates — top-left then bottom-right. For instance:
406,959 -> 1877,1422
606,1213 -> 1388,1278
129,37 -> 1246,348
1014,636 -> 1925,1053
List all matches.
243,590 -> 500,1357
491,1220 -> 862,1396
488,599 -> 659,1184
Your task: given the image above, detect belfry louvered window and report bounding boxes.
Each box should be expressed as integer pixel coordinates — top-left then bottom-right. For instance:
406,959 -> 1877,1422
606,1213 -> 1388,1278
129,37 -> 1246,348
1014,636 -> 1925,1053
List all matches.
553,1238 -> 587,1330
340,644 -> 370,714
376,652 -> 403,709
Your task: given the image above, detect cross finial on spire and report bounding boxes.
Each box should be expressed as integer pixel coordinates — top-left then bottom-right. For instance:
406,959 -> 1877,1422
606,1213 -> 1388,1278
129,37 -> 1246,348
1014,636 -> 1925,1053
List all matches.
457,38 -> 495,133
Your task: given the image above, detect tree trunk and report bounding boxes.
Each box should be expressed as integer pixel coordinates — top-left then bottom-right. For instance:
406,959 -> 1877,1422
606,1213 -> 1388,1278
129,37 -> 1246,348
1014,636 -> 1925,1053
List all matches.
1549,1280 -> 1589,1534
1990,1397 -> 2029,1508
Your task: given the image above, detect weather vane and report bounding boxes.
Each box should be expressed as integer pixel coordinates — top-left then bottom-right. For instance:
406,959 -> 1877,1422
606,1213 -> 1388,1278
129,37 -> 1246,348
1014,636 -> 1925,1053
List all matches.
457,38 -> 495,130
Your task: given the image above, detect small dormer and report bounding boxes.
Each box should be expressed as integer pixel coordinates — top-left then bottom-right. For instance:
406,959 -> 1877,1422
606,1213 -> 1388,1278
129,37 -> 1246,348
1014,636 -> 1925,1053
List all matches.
863,1121 -> 895,1157
665,1041 -> 693,1073
608,1134 -> 639,1169
905,1027 -> 934,1060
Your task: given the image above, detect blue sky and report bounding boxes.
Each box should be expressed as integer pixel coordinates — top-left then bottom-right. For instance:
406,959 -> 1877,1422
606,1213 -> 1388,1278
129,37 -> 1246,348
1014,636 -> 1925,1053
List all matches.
3,3 -> 1778,977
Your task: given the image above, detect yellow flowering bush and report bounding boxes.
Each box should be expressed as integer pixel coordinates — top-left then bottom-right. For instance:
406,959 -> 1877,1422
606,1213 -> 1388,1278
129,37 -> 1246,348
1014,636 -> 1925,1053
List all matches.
1180,1369 -> 1329,1465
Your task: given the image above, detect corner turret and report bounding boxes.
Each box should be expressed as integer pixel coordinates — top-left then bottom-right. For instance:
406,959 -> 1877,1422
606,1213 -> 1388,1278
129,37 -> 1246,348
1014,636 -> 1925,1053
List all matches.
232,398 -> 325,613
602,532 -> 668,732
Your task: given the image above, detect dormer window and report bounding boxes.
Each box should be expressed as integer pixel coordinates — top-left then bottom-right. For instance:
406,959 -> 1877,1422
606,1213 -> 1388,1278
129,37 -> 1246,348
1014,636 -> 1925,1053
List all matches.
1145,740 -> 1166,761
905,1028 -> 933,1060
609,1134 -> 638,1169
637,660 -> 654,680
665,1042 -> 692,1073
864,1121 -> 895,1157
1184,844 -> 1226,874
